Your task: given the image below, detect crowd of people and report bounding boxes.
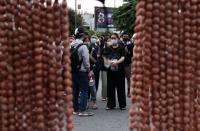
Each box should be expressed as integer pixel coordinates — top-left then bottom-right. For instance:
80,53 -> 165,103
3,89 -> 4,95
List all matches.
70,27 -> 134,116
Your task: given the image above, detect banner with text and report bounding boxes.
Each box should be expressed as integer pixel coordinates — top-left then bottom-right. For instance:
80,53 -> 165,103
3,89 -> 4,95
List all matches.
95,7 -> 114,29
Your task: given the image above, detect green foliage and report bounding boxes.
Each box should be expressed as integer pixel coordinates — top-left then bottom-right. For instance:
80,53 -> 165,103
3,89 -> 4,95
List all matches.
95,31 -> 111,38
85,29 -> 96,36
68,8 -> 84,36
112,0 -> 137,35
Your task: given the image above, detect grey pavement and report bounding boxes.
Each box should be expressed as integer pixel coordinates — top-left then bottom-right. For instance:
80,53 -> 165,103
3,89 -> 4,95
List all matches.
74,77 -> 130,131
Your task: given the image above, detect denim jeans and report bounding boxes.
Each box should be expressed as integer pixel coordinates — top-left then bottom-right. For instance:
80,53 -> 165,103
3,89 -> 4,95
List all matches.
89,74 -> 97,101
72,71 -> 89,112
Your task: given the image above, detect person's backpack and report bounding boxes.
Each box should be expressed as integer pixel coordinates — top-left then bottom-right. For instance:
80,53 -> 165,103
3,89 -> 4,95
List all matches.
70,44 -> 84,72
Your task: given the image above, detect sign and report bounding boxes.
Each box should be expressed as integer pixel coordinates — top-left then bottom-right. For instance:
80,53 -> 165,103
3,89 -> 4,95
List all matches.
95,7 -> 114,29
78,4 -> 81,9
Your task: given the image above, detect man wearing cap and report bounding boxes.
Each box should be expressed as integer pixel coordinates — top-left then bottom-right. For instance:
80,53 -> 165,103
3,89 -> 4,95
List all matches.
72,27 -> 94,116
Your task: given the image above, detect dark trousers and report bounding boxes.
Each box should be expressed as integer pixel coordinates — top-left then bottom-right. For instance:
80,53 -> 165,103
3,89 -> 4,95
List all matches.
72,71 -> 89,112
107,70 -> 126,108
93,68 -> 100,91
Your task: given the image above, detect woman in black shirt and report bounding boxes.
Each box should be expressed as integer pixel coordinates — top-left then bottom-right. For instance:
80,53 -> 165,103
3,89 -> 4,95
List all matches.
106,33 -> 126,110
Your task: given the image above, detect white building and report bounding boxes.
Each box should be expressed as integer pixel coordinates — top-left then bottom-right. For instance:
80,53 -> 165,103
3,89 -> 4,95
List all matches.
81,13 -> 95,30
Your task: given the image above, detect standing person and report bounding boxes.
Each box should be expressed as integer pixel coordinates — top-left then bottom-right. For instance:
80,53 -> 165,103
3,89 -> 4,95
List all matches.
83,36 -> 98,110
99,37 -> 111,101
90,35 -> 101,92
106,33 -> 126,110
71,28 -> 94,116
121,33 -> 134,97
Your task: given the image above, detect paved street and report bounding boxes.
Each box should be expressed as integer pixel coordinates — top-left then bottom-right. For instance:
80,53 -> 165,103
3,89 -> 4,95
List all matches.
74,78 -> 131,131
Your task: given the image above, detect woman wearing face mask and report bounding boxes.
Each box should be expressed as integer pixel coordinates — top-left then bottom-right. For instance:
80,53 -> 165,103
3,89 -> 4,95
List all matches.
83,36 -> 98,109
90,35 -> 101,92
106,33 -> 126,110
86,35 -> 101,109
100,37 -> 111,101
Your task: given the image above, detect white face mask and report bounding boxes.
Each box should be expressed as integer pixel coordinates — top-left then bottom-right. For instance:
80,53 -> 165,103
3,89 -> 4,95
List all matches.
111,39 -> 118,46
91,38 -> 97,44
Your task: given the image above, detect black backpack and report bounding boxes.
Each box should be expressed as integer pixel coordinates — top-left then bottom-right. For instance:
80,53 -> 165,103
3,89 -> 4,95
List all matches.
70,44 -> 84,72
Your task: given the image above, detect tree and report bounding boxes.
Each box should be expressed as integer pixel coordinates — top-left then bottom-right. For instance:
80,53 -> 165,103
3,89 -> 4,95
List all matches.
112,0 -> 137,35
68,8 -> 84,36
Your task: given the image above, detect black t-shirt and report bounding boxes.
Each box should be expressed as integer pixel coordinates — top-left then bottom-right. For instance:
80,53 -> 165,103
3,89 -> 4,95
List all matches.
120,41 -> 133,66
108,45 -> 125,71
99,46 -> 110,71
89,45 -> 101,70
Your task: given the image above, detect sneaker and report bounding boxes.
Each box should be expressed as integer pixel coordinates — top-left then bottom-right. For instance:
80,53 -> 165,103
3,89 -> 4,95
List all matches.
120,107 -> 126,110
101,98 -> 107,101
105,107 -> 115,110
78,112 -> 94,116
73,112 -> 78,115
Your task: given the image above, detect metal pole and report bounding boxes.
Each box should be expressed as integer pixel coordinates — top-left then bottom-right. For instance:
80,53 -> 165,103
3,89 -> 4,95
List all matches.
114,0 -> 116,8
75,0 -> 77,29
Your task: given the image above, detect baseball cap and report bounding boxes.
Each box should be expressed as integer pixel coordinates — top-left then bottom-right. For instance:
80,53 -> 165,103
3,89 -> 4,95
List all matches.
75,27 -> 86,39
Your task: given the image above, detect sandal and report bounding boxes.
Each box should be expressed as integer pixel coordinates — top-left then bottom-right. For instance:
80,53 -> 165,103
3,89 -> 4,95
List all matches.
92,104 -> 98,110
91,101 -> 98,110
